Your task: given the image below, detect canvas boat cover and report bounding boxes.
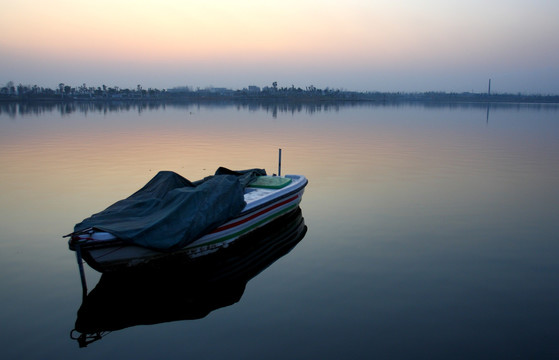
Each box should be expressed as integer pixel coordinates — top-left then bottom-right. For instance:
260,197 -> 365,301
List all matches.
73,167 -> 266,251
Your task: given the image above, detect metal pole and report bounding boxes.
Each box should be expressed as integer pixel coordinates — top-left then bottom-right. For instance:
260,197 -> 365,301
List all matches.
75,243 -> 88,299
278,148 -> 282,177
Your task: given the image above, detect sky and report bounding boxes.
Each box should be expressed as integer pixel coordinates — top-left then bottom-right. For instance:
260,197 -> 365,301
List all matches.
1,0 -> 558,94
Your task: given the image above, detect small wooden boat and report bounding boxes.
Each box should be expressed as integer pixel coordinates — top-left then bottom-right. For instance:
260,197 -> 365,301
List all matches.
67,172 -> 307,273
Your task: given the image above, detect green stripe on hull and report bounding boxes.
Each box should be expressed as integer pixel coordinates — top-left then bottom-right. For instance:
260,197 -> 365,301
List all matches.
187,203 -> 299,250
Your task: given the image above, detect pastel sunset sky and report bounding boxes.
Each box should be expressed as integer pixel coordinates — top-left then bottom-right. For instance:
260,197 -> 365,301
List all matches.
1,0 -> 558,93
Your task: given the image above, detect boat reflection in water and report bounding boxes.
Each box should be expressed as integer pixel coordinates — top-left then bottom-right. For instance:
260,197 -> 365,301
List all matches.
70,207 -> 307,347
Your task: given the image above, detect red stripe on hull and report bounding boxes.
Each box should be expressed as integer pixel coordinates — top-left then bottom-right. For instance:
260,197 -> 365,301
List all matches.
210,194 -> 299,234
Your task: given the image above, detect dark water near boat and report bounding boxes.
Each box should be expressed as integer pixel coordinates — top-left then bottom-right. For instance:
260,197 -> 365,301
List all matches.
1,102 -> 558,359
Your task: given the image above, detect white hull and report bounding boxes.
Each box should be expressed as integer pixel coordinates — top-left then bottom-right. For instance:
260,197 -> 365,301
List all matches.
69,175 -> 307,272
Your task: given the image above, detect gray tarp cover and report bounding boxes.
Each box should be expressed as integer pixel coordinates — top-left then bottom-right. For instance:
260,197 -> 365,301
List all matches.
74,168 -> 266,251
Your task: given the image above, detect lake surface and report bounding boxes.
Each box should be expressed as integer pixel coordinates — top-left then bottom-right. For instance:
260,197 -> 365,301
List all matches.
1,101 -> 558,359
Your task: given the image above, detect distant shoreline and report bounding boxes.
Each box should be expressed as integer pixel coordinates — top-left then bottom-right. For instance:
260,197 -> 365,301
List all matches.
1,93 -> 558,105
2,83 -> 559,104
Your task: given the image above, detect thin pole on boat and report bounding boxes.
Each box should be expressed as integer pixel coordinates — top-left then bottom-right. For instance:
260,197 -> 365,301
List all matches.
278,148 -> 282,177
75,243 -> 88,299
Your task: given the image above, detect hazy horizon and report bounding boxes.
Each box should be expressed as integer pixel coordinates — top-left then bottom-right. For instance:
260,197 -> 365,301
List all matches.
2,1 -> 558,95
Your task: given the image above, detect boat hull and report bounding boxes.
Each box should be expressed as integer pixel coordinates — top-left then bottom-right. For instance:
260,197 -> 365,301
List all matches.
70,175 -> 307,272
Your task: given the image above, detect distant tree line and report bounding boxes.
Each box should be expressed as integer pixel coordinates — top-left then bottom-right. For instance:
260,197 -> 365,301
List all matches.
0,81 -> 165,101
1,81 -> 558,104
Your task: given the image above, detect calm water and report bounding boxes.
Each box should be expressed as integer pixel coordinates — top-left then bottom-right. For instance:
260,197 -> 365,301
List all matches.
1,102 -> 558,359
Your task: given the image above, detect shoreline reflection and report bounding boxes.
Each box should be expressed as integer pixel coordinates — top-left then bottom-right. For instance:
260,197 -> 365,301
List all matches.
2,100 -> 557,119
70,207 -> 307,347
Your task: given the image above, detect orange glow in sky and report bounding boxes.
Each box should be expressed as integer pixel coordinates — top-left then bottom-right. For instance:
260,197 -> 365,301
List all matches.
1,0 -> 558,93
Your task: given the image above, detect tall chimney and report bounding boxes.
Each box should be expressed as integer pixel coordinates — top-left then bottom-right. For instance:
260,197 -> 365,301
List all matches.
488,79 -> 491,95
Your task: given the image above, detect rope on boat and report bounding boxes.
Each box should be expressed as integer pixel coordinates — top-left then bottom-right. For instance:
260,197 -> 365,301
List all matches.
63,227 -> 93,238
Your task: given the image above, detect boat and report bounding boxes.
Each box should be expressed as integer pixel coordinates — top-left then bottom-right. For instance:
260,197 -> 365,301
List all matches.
71,207 -> 307,347
66,167 -> 308,273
